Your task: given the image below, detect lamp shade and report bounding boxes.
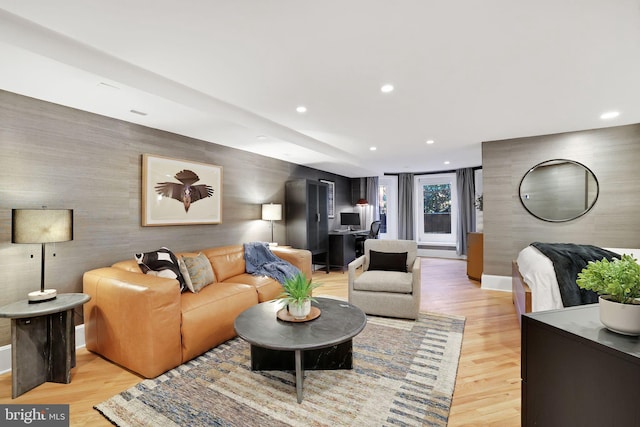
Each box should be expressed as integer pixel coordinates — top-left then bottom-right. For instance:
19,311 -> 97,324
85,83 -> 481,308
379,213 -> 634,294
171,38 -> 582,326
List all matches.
261,204 -> 282,221
12,209 -> 74,244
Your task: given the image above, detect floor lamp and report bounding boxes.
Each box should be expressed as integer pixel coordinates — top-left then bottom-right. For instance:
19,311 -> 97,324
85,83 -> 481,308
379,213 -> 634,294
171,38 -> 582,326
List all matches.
262,203 -> 282,244
12,208 -> 74,302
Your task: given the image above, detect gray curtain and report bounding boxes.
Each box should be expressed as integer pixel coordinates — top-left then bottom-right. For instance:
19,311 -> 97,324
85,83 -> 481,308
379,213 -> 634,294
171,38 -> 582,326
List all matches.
398,173 -> 414,240
456,168 -> 476,255
366,176 -> 379,222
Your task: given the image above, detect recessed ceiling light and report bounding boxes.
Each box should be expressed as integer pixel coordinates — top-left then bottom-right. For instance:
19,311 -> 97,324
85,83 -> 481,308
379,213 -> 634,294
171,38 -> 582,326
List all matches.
296,106 -> 307,113
600,111 -> 620,120
380,84 -> 394,93
425,140 -> 435,145
444,161 -> 450,165
370,146 -> 377,151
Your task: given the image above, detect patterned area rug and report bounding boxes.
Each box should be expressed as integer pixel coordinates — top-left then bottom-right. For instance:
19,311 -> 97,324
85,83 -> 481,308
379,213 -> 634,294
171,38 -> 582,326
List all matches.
95,312 -> 465,427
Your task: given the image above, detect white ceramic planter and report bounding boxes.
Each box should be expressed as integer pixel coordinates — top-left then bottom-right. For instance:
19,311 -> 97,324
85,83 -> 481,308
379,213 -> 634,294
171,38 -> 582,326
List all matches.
288,300 -> 311,320
599,295 -> 640,336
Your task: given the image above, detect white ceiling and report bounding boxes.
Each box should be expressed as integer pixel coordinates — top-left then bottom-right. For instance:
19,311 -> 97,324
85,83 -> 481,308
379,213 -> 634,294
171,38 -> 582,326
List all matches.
1,1 -> 639,178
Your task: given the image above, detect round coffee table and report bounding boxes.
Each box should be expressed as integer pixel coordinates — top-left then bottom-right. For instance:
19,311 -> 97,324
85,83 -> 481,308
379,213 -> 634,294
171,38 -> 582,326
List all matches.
234,297 -> 366,403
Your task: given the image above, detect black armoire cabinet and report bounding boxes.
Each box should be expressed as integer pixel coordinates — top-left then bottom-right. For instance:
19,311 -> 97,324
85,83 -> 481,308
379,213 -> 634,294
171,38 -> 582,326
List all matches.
285,179 -> 329,272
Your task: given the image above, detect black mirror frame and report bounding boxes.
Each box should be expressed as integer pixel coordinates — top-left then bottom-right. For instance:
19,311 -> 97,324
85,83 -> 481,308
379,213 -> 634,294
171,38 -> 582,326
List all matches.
518,159 -> 599,223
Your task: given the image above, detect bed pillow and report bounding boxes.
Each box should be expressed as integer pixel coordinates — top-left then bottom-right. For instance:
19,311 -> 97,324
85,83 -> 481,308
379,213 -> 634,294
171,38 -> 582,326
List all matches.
181,253 -> 215,293
368,250 -> 408,272
135,247 -> 186,292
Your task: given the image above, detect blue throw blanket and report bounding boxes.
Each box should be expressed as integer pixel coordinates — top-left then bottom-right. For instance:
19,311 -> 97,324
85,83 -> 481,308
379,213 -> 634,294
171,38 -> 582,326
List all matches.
244,242 -> 300,284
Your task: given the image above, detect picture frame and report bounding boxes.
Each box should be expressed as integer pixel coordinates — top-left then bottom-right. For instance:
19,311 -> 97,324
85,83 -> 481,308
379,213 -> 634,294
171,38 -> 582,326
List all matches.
319,179 -> 335,218
142,154 -> 223,226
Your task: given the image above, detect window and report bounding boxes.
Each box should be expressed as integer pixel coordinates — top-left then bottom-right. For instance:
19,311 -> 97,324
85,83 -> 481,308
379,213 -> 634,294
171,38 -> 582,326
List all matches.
415,173 -> 458,244
378,176 -> 398,239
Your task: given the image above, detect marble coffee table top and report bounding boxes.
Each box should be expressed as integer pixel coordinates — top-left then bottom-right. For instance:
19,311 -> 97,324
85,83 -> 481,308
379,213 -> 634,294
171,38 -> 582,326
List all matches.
234,297 -> 366,351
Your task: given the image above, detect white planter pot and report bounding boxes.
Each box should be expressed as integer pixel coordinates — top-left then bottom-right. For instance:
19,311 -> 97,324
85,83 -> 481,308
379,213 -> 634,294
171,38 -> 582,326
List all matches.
599,295 -> 640,336
288,300 -> 311,320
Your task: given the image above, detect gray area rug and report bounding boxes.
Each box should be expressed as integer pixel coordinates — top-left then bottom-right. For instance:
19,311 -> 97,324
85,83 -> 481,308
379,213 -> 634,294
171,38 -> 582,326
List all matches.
95,312 -> 465,426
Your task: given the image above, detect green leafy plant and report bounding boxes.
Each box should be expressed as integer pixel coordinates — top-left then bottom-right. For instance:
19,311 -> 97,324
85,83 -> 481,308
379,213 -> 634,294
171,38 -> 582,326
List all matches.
278,273 -> 321,306
577,254 -> 640,304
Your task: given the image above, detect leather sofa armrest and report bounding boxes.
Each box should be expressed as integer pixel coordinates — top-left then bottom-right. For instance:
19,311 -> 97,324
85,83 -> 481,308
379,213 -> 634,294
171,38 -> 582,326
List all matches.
83,267 -> 183,378
271,247 -> 312,279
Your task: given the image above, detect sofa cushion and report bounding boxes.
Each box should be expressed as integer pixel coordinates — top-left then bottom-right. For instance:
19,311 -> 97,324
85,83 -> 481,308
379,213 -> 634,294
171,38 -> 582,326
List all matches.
202,246 -> 246,282
368,250 -> 408,272
180,282 -> 258,362
181,253 -> 216,293
135,247 -> 186,292
223,273 -> 283,302
353,270 -> 413,293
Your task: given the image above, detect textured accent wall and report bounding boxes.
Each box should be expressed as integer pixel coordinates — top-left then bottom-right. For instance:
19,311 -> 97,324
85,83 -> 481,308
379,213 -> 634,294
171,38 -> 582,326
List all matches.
483,123 -> 640,277
0,90 -> 352,346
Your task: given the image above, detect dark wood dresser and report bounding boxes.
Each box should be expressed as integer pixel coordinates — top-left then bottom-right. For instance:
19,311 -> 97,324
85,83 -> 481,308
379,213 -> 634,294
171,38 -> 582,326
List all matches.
522,305 -> 640,426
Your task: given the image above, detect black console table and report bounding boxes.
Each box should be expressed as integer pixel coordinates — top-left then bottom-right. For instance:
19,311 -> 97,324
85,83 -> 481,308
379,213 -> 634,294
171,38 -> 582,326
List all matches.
522,304 -> 640,427
0,293 -> 90,398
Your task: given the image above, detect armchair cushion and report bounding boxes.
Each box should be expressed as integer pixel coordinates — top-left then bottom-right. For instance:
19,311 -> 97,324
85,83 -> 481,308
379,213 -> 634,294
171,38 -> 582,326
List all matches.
353,270 -> 413,293
368,250 -> 408,272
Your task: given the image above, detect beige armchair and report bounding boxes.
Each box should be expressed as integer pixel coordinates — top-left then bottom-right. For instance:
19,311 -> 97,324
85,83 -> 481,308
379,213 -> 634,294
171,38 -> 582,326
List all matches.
348,239 -> 421,319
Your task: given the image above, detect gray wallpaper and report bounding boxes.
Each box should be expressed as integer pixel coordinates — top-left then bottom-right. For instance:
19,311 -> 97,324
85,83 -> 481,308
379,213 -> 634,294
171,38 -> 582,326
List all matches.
482,123 -> 640,277
0,90 -> 352,346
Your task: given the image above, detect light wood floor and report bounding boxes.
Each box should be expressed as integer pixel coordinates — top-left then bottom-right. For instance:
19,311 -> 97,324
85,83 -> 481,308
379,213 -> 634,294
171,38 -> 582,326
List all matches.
0,258 -> 521,426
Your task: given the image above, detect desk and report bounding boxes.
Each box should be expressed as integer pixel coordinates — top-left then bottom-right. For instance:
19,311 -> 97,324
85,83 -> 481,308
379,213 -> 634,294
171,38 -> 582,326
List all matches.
329,230 -> 368,271
522,305 -> 640,426
0,293 -> 90,398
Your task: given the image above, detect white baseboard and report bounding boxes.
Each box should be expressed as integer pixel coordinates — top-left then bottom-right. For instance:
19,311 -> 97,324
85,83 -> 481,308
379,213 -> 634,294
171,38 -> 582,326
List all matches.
481,274 -> 512,292
0,324 -> 85,375
418,249 -> 465,259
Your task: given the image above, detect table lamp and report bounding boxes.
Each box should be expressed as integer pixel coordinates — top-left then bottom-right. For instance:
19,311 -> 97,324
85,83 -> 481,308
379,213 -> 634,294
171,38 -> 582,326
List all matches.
12,208 -> 74,302
261,203 -> 282,244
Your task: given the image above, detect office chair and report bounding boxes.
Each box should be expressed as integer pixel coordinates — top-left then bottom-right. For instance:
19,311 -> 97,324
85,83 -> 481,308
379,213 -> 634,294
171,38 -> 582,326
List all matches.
355,220 -> 381,258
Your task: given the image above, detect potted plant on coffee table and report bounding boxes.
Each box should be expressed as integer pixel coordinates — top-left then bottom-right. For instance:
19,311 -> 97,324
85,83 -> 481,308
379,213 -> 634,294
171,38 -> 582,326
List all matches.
577,254 -> 640,335
279,273 -> 321,320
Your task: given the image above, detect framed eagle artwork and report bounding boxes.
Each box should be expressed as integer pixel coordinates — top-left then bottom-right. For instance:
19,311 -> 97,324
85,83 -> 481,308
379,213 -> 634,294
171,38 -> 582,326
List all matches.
142,154 -> 223,226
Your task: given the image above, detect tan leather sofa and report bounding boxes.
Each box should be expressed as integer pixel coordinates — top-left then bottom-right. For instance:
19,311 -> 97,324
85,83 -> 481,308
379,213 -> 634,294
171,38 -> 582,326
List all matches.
83,245 -> 311,378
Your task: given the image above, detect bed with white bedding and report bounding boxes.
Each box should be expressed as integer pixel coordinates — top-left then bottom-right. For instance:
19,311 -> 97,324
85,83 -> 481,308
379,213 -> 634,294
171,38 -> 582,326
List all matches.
512,245 -> 640,324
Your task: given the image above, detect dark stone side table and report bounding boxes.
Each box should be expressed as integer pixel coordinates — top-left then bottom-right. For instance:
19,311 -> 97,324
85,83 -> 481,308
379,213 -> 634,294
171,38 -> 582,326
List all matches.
0,293 -> 90,398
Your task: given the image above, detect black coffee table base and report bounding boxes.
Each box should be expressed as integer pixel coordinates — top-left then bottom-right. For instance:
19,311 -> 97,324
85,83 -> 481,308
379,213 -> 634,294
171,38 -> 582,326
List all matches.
250,340 -> 353,371
251,340 -> 353,403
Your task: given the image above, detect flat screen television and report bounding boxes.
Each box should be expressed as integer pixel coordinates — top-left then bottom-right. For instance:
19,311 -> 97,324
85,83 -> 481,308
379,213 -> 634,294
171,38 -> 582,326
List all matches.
340,212 -> 361,230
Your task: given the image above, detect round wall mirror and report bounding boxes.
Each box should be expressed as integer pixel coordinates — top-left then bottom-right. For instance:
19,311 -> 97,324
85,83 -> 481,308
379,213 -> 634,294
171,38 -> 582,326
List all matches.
519,159 -> 599,222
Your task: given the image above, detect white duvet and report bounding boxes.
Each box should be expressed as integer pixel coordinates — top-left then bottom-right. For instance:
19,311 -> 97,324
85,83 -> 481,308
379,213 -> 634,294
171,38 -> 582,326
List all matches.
516,246 -> 640,312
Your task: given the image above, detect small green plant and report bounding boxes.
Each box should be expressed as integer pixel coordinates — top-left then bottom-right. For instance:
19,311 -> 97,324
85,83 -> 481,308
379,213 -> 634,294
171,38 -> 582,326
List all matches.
577,254 -> 640,304
278,273 -> 321,306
